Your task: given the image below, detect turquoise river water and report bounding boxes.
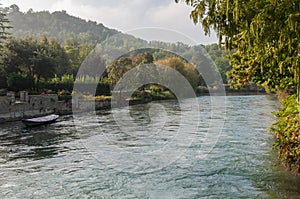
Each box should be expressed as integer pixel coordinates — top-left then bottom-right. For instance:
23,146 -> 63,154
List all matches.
0,95 -> 299,198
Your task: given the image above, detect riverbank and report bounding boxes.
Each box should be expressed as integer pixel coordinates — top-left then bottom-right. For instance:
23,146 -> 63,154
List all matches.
0,92 -> 153,123
0,94 -> 69,123
0,89 -> 267,123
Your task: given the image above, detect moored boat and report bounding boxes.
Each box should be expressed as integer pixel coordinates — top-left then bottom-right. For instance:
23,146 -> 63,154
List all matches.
22,114 -> 59,127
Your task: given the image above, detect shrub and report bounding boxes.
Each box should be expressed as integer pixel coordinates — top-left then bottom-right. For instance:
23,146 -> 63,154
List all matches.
270,94 -> 300,173
7,73 -> 35,91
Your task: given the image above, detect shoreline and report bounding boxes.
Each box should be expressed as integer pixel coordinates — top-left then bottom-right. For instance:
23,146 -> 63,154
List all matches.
0,91 -> 268,124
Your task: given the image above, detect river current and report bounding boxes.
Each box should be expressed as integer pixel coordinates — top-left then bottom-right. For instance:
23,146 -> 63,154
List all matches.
0,95 -> 299,198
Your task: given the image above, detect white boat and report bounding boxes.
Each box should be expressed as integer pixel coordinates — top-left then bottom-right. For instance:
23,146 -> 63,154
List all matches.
22,114 -> 59,127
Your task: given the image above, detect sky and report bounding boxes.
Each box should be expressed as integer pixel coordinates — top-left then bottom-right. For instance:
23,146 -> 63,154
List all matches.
1,0 -> 218,45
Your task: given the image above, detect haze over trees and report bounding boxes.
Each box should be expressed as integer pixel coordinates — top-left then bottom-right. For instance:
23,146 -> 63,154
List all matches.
4,4 -> 117,44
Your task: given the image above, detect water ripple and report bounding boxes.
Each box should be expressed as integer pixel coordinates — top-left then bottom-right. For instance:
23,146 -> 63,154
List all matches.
0,95 -> 299,198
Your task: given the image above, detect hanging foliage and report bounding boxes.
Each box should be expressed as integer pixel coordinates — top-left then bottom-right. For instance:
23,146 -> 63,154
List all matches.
176,0 -> 299,92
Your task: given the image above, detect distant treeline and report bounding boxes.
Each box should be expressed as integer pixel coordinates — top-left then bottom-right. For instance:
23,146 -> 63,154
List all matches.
0,4 -> 232,96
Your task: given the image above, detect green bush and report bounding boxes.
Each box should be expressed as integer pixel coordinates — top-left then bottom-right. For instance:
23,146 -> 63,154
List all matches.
0,75 -> 7,89
38,81 -> 74,93
7,73 -> 35,91
270,94 -> 300,173
75,83 -> 111,96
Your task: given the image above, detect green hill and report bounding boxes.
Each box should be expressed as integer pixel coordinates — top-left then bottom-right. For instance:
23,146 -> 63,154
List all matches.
2,4 -> 232,84
6,5 -> 118,44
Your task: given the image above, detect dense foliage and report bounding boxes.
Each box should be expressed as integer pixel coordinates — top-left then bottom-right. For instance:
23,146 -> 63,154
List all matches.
0,4 -> 11,87
107,51 -> 201,94
2,6 -> 232,84
177,0 -> 300,172
0,4 -> 235,100
0,37 -> 70,87
155,56 -> 200,89
176,0 -> 299,92
0,4 -> 10,47
204,44 -> 232,83
271,94 -> 300,172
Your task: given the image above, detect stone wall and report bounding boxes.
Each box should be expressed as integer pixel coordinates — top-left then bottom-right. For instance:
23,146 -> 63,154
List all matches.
0,92 -> 148,123
0,94 -> 70,123
28,94 -> 58,114
0,96 -> 11,114
0,93 -> 114,123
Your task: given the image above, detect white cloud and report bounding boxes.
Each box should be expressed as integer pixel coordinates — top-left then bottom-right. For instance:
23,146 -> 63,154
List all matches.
2,0 -> 217,44
50,0 -> 142,28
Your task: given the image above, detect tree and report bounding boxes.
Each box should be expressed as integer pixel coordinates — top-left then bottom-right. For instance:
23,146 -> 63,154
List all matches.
1,36 -> 71,85
176,0 -> 299,95
48,38 -> 70,76
64,38 -> 89,75
30,48 -> 56,83
107,57 -> 133,88
7,72 -> 34,91
204,44 -> 232,83
155,56 -> 200,89
177,0 -> 300,172
0,3 -> 12,88
132,52 -> 154,65
0,4 -> 11,45
6,9 -> 117,45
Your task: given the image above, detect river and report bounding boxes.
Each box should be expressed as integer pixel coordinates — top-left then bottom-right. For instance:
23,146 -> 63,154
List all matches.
0,95 -> 299,198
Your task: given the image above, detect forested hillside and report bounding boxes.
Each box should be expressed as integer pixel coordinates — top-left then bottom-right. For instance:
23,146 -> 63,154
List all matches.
3,4 -> 232,82
0,4 -> 236,98
5,4 -> 118,44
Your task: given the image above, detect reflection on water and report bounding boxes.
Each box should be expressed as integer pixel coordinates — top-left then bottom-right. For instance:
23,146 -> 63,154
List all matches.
0,117 -> 77,162
0,95 -> 299,198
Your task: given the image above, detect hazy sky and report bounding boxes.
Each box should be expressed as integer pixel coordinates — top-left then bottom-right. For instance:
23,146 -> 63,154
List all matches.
1,0 -> 217,45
